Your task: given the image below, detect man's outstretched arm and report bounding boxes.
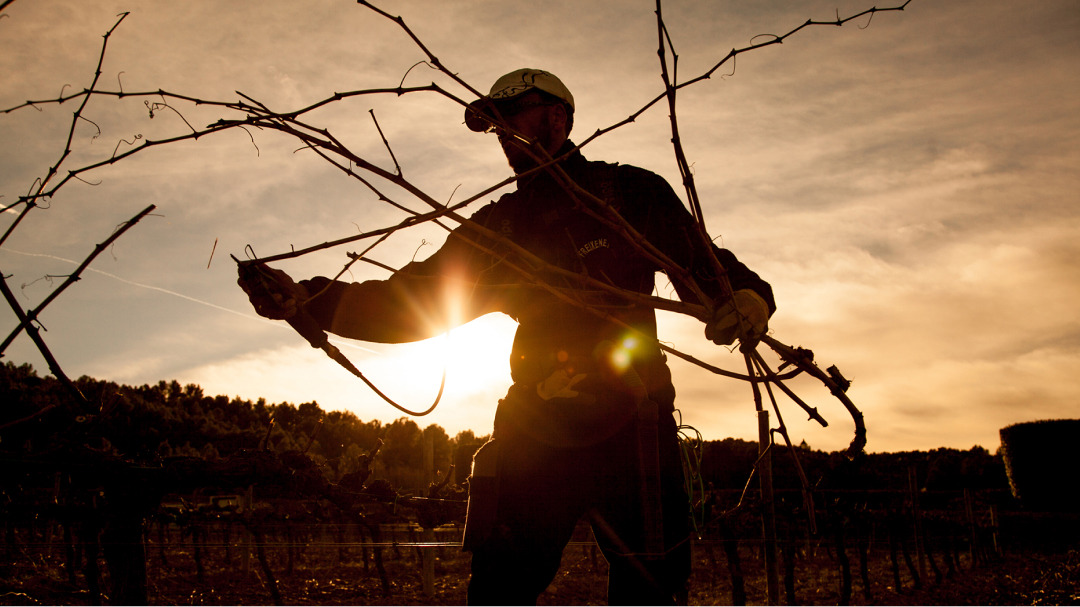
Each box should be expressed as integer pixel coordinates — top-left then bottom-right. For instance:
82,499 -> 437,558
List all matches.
240,205 -> 512,344
299,266 -> 507,344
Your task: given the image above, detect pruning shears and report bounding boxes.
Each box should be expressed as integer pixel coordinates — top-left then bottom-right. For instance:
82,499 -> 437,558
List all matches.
233,255 -> 442,416
234,256 -> 365,377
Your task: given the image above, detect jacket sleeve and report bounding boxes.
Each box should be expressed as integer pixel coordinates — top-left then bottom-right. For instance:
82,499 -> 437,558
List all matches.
621,166 -> 776,316
299,203 -> 515,343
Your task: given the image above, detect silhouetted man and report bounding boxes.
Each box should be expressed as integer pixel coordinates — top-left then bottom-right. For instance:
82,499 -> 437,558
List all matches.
240,68 -> 773,605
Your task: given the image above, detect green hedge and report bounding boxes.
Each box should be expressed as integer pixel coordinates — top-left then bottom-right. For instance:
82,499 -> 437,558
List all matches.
1000,419 -> 1080,511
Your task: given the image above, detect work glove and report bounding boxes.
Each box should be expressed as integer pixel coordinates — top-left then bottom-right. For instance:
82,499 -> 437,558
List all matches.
536,369 -> 589,401
705,289 -> 770,351
236,263 -> 309,321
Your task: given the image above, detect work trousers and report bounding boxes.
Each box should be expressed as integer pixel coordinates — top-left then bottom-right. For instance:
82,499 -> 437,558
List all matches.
466,409 -> 691,605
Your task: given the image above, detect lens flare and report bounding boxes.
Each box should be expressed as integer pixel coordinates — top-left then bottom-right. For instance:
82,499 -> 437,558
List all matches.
610,348 -> 632,370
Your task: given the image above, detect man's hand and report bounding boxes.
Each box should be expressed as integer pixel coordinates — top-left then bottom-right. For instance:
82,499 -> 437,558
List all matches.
237,263 -> 309,321
705,289 -> 770,351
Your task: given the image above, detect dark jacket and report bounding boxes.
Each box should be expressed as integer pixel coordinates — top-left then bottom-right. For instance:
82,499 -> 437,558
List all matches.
303,142 -> 774,402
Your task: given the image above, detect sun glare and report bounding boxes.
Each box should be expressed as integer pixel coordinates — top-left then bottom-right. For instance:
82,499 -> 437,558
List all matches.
372,313 -> 517,399
437,314 -> 517,393
177,313 -> 519,435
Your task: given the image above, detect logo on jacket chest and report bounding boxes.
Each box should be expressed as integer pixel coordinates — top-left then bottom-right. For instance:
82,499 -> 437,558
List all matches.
577,238 -> 609,258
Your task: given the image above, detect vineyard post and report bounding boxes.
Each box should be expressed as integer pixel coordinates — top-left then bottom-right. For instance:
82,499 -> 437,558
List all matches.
241,485 -> 253,573
830,498 -> 853,605
963,489 -> 979,566
907,467 -> 927,580
46,473 -> 60,553
63,521 -> 78,585
758,410 -> 780,604
422,527 -> 436,597
223,519 -> 233,566
748,356 -> 780,604
421,433 -> 435,596
990,505 -> 1002,557
83,518 -> 104,606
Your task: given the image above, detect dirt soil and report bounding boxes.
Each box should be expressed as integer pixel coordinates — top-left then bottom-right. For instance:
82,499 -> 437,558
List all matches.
1,538 -> 1077,605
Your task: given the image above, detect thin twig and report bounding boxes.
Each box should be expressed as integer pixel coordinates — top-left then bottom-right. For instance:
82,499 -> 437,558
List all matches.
750,351 -> 828,427
0,12 -> 130,248
0,204 -> 156,355
368,109 -> 402,176
356,1 -> 486,100
0,273 -> 88,408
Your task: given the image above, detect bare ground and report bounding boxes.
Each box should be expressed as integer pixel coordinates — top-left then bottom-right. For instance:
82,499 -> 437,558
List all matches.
1,535 -> 1077,605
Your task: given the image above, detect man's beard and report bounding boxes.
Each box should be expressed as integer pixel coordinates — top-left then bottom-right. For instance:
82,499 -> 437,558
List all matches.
501,122 -> 556,175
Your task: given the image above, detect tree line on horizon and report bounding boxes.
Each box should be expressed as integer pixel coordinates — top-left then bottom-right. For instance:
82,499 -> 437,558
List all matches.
0,361 -> 1010,494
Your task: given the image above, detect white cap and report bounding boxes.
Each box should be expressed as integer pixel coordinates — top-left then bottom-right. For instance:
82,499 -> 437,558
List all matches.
465,68 -> 574,132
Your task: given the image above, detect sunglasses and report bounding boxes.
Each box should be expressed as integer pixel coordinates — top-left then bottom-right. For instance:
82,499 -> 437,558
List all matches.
474,99 -> 558,133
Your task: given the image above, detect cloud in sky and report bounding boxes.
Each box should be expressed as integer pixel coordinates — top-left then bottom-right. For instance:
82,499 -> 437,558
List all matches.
1,0 -> 1077,453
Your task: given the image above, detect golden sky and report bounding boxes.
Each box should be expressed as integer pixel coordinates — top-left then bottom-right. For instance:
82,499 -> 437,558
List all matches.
1,0 -> 1077,453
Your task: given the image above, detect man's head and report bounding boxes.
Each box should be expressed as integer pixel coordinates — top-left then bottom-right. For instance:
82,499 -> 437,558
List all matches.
464,69 -> 575,173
